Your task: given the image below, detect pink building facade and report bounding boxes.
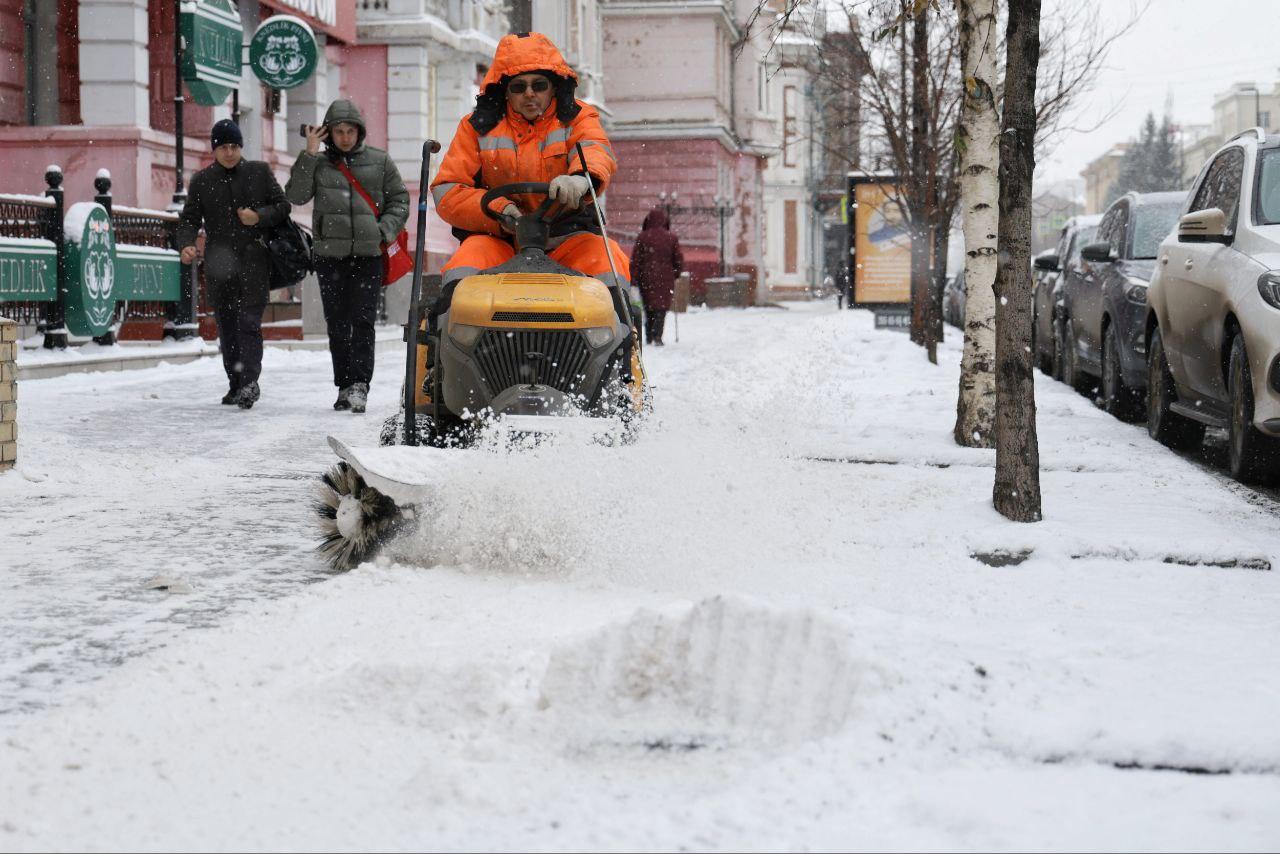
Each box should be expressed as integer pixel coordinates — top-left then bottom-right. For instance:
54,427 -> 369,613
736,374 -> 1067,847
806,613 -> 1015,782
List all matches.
602,0 -> 816,303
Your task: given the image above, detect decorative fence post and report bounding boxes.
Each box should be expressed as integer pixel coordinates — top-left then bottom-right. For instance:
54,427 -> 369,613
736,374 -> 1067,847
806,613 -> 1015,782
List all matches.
0,317 -> 15,471
92,170 -> 116,346
42,166 -> 67,350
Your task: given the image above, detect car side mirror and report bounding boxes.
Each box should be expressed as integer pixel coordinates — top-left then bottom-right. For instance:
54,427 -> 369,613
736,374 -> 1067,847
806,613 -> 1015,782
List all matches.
1177,208 -> 1232,244
1080,241 -> 1115,263
1034,254 -> 1060,272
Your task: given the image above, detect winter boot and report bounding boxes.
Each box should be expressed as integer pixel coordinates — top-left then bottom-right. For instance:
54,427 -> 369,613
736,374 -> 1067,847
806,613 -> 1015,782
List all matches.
333,386 -> 352,411
347,382 -> 368,414
236,381 -> 261,410
221,386 -> 239,405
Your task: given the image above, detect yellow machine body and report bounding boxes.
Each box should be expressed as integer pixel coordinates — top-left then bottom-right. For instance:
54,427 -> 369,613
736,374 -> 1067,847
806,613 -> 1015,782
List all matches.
414,272 -> 646,413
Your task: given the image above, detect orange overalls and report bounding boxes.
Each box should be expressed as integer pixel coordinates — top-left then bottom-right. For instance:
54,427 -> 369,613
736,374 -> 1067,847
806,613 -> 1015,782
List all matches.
430,34 -> 629,290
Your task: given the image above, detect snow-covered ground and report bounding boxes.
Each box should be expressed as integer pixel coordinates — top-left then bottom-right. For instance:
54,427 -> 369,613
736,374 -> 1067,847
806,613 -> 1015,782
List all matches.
2,302 -> 1278,852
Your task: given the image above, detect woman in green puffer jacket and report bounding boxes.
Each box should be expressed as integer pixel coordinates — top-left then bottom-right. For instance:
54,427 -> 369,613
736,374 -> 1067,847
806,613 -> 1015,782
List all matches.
286,99 -> 409,413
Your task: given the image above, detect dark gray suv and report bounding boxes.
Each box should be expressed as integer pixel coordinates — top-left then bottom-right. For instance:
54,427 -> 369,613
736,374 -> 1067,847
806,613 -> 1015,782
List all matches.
1061,191 -> 1186,419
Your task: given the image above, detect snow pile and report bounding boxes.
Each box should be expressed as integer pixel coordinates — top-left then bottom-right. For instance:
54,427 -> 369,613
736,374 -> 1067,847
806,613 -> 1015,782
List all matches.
539,595 -> 871,750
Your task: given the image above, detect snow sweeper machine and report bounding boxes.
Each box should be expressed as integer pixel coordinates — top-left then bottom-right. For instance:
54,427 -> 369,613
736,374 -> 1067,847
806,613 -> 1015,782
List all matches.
316,140 -> 650,569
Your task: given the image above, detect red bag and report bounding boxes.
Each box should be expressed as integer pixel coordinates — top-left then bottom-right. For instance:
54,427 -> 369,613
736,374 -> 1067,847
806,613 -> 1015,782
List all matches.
334,160 -> 413,286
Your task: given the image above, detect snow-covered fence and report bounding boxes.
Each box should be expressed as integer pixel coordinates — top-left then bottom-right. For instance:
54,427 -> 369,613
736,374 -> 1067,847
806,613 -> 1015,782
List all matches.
0,171 -> 63,347
90,172 -> 189,345
0,167 -> 191,348
0,317 -> 15,470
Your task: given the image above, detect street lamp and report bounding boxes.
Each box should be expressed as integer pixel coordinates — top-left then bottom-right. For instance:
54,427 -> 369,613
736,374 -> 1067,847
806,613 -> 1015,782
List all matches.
712,195 -> 734,277
657,189 -> 679,219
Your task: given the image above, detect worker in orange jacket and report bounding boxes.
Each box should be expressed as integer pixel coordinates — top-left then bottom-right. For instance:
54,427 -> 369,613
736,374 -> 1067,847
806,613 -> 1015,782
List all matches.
430,32 -> 629,297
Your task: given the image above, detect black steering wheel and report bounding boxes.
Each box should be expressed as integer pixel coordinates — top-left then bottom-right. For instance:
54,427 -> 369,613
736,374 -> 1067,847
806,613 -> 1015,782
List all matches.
480,182 -> 579,230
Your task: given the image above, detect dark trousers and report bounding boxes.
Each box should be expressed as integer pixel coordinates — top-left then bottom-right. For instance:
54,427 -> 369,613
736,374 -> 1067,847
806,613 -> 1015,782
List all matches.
316,255 -> 382,388
213,301 -> 265,388
646,308 -> 667,343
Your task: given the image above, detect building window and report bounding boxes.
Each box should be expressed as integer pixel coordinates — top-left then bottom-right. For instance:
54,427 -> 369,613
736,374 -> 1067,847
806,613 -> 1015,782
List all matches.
1260,110 -> 1271,131
13,0 -> 77,126
784,199 -> 798,274
783,85 -> 799,167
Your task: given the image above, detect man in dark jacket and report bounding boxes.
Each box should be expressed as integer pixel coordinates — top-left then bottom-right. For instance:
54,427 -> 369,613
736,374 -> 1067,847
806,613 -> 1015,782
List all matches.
177,119 -> 290,409
286,99 -> 409,414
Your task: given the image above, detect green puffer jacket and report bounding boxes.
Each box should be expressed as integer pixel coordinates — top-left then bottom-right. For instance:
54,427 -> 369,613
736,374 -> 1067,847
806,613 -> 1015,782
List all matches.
285,99 -> 410,259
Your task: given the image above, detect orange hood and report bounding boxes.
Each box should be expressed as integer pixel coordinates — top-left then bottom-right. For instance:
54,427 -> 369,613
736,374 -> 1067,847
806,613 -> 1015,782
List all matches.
480,32 -> 577,90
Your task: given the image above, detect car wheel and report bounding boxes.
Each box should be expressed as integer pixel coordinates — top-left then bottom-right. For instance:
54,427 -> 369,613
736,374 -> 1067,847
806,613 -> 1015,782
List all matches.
1062,319 -> 1092,394
1227,333 -> 1280,484
1052,318 -> 1066,382
1146,326 -> 1205,452
1102,323 -> 1143,421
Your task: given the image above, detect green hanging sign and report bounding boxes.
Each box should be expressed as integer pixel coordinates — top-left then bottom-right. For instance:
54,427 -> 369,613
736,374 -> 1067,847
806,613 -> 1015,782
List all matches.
249,15 -> 318,90
180,0 -> 243,107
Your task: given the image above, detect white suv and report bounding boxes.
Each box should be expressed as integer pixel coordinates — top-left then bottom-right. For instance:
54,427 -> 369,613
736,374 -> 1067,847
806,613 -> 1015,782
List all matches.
1145,128 -> 1280,483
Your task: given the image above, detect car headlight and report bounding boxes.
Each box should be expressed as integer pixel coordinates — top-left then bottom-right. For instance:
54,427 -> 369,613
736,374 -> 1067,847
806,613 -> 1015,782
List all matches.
1258,271 -> 1280,310
583,326 -> 614,348
449,323 -> 484,347
1124,278 -> 1148,305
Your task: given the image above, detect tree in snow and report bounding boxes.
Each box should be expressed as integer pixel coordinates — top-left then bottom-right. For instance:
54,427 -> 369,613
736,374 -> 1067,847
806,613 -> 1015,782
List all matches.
1105,112 -> 1184,206
952,0 -> 1000,448
992,0 -> 1042,522
951,0 -> 1142,448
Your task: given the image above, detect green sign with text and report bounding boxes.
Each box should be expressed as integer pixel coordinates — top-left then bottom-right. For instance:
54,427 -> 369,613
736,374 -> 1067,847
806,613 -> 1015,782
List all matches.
181,0 -> 243,107
249,15 -> 318,90
64,205 -> 183,336
0,237 -> 56,302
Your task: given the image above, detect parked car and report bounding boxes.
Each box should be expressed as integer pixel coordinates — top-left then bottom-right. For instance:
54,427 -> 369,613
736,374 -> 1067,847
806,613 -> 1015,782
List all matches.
1032,215 -> 1101,378
1146,129 -> 1280,482
1060,191 -> 1186,417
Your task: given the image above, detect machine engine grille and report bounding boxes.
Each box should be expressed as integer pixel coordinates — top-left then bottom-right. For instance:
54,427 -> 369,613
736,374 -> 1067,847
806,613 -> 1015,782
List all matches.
491,311 -> 575,323
473,329 -> 594,396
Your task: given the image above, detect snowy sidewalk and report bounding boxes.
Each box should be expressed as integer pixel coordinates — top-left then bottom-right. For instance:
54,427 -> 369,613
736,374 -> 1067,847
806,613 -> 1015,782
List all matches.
1,302 -> 1278,851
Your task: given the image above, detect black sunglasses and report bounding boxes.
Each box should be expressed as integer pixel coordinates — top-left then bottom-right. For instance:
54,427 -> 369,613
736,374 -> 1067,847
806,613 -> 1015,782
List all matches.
507,79 -> 551,95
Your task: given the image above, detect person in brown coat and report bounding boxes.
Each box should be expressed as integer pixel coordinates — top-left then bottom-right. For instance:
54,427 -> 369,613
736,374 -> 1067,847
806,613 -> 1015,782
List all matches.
630,207 -> 683,345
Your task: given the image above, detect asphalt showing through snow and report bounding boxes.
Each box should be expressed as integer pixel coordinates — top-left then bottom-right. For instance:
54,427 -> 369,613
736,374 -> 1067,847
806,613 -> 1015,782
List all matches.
0,345 -> 399,720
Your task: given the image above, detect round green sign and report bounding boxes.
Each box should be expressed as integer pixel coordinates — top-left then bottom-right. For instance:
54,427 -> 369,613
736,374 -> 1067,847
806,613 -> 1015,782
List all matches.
64,203 -> 117,338
249,15 -> 318,90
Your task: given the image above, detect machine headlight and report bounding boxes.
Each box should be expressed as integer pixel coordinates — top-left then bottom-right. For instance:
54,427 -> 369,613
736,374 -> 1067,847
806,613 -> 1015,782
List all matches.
449,323 -> 484,347
1258,271 -> 1280,310
583,326 -> 614,348
1124,278 -> 1148,305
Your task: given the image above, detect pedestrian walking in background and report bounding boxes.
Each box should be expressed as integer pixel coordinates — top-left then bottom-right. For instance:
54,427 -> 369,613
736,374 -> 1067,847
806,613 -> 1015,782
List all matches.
286,100 -> 409,414
178,119 -> 290,410
630,206 -> 683,346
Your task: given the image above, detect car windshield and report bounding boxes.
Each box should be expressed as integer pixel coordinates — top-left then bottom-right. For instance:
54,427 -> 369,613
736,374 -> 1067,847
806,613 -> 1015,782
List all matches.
1258,149 -> 1280,224
1131,203 -> 1183,259
1067,225 -> 1099,264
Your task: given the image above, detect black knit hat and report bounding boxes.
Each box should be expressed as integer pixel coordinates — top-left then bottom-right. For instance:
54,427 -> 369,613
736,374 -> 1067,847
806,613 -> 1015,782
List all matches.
210,119 -> 243,150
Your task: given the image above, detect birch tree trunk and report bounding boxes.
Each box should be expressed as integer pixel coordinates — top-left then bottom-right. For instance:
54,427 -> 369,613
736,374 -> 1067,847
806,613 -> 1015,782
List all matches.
952,0 -> 999,447
992,0 -> 1043,522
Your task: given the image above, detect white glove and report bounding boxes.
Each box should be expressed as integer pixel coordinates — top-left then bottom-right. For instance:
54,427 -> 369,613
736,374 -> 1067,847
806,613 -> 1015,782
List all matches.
548,174 -> 591,209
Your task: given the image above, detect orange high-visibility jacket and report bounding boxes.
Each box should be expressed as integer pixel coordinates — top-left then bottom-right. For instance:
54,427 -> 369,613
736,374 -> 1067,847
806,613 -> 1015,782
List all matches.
430,33 -> 617,238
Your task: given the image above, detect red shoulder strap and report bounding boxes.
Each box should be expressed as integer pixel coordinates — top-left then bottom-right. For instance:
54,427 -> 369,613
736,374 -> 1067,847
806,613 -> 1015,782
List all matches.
333,159 -> 380,218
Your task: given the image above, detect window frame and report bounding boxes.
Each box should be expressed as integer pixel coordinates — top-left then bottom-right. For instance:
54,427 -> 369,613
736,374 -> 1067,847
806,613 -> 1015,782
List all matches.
1190,146 -> 1246,233
1251,146 -> 1280,226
